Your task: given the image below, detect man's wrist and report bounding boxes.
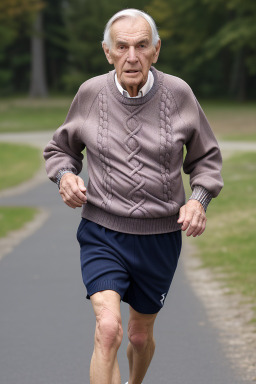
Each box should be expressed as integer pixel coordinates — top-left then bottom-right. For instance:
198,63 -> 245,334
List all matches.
55,169 -> 75,188
189,186 -> 212,212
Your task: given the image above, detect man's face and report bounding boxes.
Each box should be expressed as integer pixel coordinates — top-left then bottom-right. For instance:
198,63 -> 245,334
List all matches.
103,17 -> 161,97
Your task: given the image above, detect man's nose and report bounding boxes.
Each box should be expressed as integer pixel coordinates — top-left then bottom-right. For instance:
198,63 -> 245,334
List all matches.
127,46 -> 138,62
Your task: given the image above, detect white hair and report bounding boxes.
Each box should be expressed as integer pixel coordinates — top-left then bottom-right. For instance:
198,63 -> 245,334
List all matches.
102,8 -> 160,48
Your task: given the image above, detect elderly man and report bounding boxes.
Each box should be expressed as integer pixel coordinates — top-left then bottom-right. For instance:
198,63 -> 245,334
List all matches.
44,8 -> 223,384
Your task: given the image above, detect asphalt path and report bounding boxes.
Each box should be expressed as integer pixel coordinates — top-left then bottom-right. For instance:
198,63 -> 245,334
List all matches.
0,158 -> 246,383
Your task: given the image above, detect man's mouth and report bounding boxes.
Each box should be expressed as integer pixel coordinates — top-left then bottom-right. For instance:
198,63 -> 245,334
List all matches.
125,70 -> 139,73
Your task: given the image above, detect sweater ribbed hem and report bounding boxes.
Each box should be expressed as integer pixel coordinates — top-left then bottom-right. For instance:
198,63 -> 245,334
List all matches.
81,202 -> 181,235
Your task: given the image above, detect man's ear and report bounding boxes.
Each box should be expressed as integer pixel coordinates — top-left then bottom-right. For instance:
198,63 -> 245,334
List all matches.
102,43 -> 114,65
152,40 -> 161,64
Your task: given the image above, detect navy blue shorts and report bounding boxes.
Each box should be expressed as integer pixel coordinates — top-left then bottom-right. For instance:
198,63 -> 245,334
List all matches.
77,219 -> 182,314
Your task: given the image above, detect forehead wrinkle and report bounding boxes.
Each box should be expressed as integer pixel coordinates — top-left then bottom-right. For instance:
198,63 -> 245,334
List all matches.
115,33 -> 151,46
110,17 -> 152,45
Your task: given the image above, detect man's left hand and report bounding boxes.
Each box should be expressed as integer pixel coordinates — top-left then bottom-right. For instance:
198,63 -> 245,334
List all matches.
177,200 -> 207,237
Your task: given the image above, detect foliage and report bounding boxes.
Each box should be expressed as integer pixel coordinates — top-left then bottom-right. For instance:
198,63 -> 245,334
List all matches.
61,0 -> 150,92
43,0 -> 68,91
146,0 -> 256,99
0,0 -> 256,99
0,0 -> 44,23
0,0 -> 45,94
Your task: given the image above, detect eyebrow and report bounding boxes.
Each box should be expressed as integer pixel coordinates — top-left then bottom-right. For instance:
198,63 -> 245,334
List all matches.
137,39 -> 150,45
115,38 -> 150,46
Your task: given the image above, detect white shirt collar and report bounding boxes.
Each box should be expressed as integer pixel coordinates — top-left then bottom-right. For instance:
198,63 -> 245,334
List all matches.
114,70 -> 154,98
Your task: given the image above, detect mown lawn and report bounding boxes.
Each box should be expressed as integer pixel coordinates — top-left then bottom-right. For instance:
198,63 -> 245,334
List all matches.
0,97 -> 72,133
0,143 -> 41,239
0,143 -> 41,190
0,207 -> 38,239
189,152 -> 256,315
201,100 -> 256,141
0,97 -> 255,141
0,99 -> 255,318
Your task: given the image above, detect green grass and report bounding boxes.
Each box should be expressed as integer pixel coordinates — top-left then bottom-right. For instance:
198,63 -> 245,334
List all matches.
0,97 -> 255,141
0,143 -> 42,191
0,98 -> 256,315
0,207 -> 38,239
0,97 -> 72,133
200,100 -> 256,141
191,152 -> 256,314
0,143 -> 41,240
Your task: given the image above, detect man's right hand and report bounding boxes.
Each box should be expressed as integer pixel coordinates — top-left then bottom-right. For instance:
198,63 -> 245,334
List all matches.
59,173 -> 87,208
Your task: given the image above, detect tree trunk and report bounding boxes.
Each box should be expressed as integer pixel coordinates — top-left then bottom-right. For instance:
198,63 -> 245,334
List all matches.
229,49 -> 247,101
29,12 -> 48,97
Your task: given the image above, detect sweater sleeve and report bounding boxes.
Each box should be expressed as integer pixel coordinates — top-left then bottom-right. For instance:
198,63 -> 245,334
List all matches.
43,89 -> 86,184
183,96 -> 223,198
188,185 -> 212,211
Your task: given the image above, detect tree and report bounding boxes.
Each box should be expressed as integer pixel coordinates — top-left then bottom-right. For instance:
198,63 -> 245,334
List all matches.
0,0 -> 45,95
146,0 -> 256,99
29,11 -> 48,97
0,0 -> 43,21
202,0 -> 256,99
61,0 -> 150,92
43,0 -> 68,91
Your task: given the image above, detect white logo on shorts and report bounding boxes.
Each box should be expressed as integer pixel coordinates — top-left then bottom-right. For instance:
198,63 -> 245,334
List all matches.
160,293 -> 167,306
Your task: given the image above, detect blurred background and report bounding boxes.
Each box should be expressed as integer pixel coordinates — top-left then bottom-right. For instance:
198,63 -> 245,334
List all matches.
1,0 -> 256,100
0,2 -> 256,380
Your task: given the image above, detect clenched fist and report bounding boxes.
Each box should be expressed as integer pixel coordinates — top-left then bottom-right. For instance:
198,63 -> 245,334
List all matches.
177,200 -> 207,237
59,173 -> 87,209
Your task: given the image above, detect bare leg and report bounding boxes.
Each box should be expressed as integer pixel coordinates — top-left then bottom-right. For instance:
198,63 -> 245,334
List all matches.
126,307 -> 158,384
112,356 -> 122,384
90,290 -> 123,384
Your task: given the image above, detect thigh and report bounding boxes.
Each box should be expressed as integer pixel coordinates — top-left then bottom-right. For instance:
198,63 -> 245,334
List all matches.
78,219 -> 130,300
128,306 -> 158,336
91,290 -> 122,320
125,230 -> 182,314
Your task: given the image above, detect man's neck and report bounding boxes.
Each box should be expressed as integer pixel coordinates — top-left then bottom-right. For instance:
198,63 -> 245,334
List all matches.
125,85 -> 141,97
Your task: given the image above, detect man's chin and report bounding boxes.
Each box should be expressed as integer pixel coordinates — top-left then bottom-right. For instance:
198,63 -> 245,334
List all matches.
121,77 -> 143,90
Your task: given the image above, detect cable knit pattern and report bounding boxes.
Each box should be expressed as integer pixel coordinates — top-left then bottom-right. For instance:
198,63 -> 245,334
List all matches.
44,67 -> 223,234
159,87 -> 173,203
97,90 -> 113,210
124,112 -> 148,217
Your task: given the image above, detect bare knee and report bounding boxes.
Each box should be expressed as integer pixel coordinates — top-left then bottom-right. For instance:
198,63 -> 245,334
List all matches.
95,307 -> 123,354
128,321 -> 154,352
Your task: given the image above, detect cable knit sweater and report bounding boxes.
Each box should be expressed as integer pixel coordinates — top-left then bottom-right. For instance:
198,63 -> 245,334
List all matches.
44,67 -> 223,234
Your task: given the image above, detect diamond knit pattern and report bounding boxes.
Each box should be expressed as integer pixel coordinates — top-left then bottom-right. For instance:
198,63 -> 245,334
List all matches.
159,87 -> 173,203
98,91 -> 113,209
124,111 -> 148,217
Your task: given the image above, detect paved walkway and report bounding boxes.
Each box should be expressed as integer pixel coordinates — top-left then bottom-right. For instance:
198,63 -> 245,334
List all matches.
0,131 -> 53,149
0,132 -> 254,383
0,170 -> 246,384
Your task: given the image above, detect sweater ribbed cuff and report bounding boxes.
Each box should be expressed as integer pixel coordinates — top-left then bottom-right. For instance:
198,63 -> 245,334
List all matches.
189,186 -> 212,212
55,169 -> 75,188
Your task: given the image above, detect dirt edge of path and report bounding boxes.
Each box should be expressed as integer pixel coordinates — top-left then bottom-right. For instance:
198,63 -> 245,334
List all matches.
182,241 -> 256,382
